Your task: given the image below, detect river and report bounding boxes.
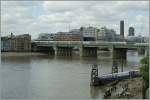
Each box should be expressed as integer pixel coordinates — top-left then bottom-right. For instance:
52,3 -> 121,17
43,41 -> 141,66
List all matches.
1,51 -> 144,99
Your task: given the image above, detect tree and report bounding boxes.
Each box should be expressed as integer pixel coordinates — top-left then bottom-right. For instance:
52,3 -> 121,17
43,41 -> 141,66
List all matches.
140,56 -> 149,98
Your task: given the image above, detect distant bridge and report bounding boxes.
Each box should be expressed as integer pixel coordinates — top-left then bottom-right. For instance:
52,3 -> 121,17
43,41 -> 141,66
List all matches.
31,41 -> 149,58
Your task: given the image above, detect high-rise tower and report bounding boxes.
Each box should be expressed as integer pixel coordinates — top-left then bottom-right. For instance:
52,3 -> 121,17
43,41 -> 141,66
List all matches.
128,27 -> 135,36
120,20 -> 124,38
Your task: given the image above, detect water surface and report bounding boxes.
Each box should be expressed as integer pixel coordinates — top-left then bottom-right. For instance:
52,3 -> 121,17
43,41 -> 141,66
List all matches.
1,51 -> 143,99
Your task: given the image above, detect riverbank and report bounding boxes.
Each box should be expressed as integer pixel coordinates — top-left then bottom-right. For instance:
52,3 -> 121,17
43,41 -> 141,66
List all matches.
104,77 -> 143,99
1,52 -> 48,57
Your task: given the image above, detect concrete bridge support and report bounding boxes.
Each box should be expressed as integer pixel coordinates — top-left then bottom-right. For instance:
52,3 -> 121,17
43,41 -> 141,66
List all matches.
48,47 -> 55,55
31,43 -> 38,52
144,48 -> 149,57
138,48 -> 149,57
81,47 -> 97,57
138,48 -> 145,55
37,46 -> 55,55
56,47 -> 72,56
112,48 -> 127,59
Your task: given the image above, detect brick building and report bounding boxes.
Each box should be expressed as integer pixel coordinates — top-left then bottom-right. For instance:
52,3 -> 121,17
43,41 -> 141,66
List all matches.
12,34 -> 31,51
1,33 -> 31,52
55,32 -> 81,41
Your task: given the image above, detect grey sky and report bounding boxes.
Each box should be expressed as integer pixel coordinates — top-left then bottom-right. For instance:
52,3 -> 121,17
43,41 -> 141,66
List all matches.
1,1 -> 149,39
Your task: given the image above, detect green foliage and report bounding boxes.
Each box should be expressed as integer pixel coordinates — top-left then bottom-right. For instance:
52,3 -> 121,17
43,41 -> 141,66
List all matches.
140,56 -> 149,89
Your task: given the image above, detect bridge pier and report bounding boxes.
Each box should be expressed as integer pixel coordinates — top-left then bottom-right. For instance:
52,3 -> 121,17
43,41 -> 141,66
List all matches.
48,47 -> 55,55
112,48 -> 127,59
31,43 -> 55,55
31,43 -> 38,52
56,47 -> 72,56
144,48 -> 149,57
138,48 -> 145,55
138,48 -> 149,57
81,47 -> 97,57
37,46 -> 55,55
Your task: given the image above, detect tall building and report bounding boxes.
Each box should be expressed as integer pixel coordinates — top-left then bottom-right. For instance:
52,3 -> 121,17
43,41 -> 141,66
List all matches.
120,20 -> 124,38
128,27 -> 135,36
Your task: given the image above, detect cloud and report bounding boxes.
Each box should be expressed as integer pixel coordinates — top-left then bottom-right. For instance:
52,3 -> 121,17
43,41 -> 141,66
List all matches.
136,15 -> 148,22
115,1 -> 149,11
43,1 -> 84,13
1,1 -> 149,39
1,1 -> 40,37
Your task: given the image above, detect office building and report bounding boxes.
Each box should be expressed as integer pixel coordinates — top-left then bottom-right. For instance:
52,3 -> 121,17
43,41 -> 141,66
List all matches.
97,27 -> 123,42
55,32 -> 81,41
1,37 -> 11,51
128,27 -> 135,36
11,34 -> 31,51
81,27 -> 98,41
1,33 -> 31,52
69,29 -> 80,34
120,20 -> 124,38
37,33 -> 56,41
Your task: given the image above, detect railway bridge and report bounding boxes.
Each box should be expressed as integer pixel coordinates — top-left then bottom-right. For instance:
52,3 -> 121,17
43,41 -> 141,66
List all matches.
31,41 -> 148,59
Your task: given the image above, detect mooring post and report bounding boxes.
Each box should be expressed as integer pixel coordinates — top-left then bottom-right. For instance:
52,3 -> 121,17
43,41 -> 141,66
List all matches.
90,64 -> 99,86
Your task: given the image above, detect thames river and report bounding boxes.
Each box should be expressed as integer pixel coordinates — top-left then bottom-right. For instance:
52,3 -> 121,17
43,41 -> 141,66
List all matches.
1,51 -> 144,99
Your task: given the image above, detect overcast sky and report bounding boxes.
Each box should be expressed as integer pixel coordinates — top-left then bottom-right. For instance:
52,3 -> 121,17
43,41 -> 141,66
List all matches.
1,1 -> 149,39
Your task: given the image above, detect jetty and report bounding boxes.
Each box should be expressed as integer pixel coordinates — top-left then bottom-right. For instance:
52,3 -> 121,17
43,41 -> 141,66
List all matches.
90,64 -> 141,86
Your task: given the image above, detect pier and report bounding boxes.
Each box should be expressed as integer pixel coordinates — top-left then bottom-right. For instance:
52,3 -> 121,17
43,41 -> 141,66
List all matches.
90,64 -> 141,86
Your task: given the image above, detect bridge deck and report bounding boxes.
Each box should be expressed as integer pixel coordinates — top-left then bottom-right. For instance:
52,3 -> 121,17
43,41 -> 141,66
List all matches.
32,41 -> 148,48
